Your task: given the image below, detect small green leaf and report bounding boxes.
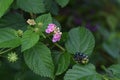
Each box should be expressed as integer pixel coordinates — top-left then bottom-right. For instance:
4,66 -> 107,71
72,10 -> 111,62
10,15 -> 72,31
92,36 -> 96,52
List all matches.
56,52 -> 70,75
0,28 -> 21,48
36,13 -> 52,32
0,0 -> 13,18
103,42 -> 120,59
21,30 -> 39,52
55,0 -> 69,7
106,15 -> 118,31
17,0 -> 46,13
64,64 -> 102,80
65,27 -> 95,55
108,64 -> 120,78
24,42 -> 54,79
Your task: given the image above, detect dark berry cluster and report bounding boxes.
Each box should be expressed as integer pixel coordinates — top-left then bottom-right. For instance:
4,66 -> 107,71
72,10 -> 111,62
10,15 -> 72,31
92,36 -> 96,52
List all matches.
74,52 -> 89,64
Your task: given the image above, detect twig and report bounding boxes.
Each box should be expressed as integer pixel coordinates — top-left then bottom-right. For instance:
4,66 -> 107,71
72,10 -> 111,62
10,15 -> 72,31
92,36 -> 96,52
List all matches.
0,48 -> 14,54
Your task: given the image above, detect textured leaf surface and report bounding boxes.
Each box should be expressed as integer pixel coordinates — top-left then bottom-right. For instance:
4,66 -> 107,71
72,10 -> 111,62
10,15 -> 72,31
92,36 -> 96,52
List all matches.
49,1 -> 59,15
36,13 -> 52,32
0,12 -> 26,30
0,28 -> 21,48
21,30 -> 39,52
55,0 -> 69,7
108,64 -> 120,78
0,0 -> 13,18
65,27 -> 95,55
64,64 -> 102,80
24,42 -> 54,79
56,52 -> 70,75
17,0 -> 46,13
15,71 -> 50,80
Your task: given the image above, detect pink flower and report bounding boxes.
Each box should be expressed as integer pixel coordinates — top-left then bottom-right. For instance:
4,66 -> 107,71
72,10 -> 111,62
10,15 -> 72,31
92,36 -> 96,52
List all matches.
45,23 -> 56,33
45,29 -> 51,33
52,32 -> 62,42
45,23 -> 62,42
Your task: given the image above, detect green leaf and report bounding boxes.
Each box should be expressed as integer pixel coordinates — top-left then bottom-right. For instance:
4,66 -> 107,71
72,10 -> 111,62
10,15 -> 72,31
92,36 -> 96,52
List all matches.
65,27 -> 95,55
64,64 -> 102,80
44,0 -> 52,11
56,52 -> 70,75
106,15 -> 118,31
0,0 -> 13,18
15,71 -> 50,80
49,1 -> 59,15
52,51 -> 61,68
108,64 -> 120,79
24,42 -> 54,79
0,28 -> 21,48
0,12 -> 27,30
103,42 -> 120,59
98,26 -> 110,39
55,0 -> 69,7
36,13 -> 52,32
21,30 -> 39,52
52,19 -> 61,29
16,0 -> 46,13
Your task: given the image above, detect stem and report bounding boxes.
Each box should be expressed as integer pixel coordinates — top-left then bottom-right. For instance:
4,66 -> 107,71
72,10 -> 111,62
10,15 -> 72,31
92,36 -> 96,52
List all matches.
0,48 -> 13,54
54,43 -> 65,52
48,36 -> 65,52
101,65 -> 107,71
30,13 -> 34,19
0,48 -> 4,52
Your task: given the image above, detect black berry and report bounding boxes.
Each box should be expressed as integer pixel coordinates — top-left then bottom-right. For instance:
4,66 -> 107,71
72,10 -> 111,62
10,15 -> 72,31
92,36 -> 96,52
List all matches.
73,52 -> 89,64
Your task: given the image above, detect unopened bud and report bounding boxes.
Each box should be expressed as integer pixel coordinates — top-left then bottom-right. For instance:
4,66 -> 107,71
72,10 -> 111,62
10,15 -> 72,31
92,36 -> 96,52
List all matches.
17,29 -> 23,37
34,27 -> 39,33
38,22 -> 43,27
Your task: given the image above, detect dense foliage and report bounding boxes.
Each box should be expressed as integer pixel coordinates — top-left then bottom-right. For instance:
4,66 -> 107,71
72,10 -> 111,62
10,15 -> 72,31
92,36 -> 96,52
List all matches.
0,0 -> 120,80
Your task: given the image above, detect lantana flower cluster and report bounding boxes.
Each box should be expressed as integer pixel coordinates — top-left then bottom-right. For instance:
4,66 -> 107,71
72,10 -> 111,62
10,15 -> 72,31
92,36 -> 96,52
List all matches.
45,23 -> 62,42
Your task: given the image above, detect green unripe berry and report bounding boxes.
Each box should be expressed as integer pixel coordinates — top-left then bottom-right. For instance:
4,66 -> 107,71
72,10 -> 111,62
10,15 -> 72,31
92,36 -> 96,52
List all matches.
7,52 -> 18,63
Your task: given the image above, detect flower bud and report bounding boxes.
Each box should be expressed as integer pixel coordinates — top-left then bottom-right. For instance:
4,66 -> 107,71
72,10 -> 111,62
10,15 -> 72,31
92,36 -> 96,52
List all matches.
38,22 -> 43,27
17,29 -> 23,37
27,19 -> 36,26
34,27 -> 39,33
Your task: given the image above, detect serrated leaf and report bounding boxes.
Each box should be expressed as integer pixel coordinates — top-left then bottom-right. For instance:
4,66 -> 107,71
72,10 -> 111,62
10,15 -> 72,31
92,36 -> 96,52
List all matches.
52,51 -> 61,68
0,12 -> 27,30
17,0 -> 46,13
64,64 -> 102,80
55,0 -> 69,7
56,52 -> 70,75
36,13 -> 52,32
0,0 -> 13,18
108,64 -> 120,78
0,28 -> 21,48
24,42 -> 54,79
49,1 -> 59,15
65,27 -> 95,55
21,30 -> 39,52
44,0 -> 52,11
